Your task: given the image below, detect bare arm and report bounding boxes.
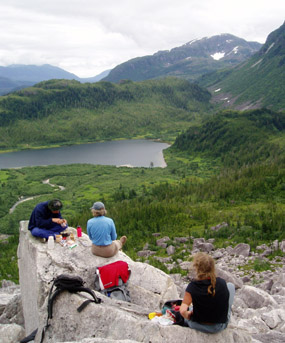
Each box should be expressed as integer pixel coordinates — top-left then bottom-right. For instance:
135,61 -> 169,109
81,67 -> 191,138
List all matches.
180,291 -> 193,320
52,218 -> 66,224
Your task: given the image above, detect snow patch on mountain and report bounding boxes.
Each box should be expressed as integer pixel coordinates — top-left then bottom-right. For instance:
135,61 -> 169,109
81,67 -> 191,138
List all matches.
211,52 -> 225,60
186,38 -> 201,45
265,43 -> 275,54
251,59 -> 263,68
232,46 -> 239,54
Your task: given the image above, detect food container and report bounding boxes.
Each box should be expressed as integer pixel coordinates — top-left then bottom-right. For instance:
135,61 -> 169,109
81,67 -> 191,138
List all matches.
55,235 -> 62,243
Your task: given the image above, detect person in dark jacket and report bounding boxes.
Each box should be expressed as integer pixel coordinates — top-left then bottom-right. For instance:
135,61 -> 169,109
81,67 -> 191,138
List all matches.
28,199 -> 68,242
180,252 -> 235,334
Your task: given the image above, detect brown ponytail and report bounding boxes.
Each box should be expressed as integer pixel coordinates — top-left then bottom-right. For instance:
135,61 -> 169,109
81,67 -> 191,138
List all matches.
193,252 -> 216,297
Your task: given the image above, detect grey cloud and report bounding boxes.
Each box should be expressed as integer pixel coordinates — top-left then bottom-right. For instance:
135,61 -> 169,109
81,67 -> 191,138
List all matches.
0,0 -> 284,77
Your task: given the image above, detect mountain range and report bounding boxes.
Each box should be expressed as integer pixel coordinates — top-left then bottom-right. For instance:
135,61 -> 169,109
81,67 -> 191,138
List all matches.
0,65 -> 110,95
0,22 -> 284,112
103,34 -> 261,83
0,33 -> 261,96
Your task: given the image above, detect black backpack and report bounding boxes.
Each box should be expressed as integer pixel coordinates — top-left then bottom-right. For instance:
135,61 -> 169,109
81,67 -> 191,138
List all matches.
20,274 -> 101,343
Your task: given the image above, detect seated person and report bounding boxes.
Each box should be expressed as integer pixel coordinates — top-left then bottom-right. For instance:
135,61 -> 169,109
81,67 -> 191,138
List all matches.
87,201 -> 127,258
180,252 -> 235,334
28,199 -> 68,242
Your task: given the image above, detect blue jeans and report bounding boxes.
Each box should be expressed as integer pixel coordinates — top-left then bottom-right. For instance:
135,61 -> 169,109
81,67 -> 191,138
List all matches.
185,282 -> 235,334
30,225 -> 67,239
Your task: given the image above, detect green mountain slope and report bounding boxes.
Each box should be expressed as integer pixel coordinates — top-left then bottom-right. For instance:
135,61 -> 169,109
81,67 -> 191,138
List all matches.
0,77 -> 212,150
103,34 -> 261,83
201,22 -> 285,111
172,108 -> 285,167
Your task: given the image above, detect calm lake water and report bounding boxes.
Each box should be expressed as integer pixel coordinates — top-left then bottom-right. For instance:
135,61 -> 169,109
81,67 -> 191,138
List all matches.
0,140 -> 170,169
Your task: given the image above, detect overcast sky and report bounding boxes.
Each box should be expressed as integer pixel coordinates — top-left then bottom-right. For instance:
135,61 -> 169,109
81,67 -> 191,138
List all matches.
0,0 -> 284,78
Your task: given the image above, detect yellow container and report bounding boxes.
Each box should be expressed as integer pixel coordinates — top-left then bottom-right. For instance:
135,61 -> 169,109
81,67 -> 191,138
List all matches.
148,312 -> 156,319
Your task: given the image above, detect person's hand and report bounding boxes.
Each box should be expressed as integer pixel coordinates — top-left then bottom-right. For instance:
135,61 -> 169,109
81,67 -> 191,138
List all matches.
52,218 -> 63,224
188,310 -> 193,320
61,219 -> 67,227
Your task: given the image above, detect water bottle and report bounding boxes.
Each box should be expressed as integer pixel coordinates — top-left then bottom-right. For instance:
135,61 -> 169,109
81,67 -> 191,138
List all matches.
76,226 -> 82,238
47,236 -> 55,250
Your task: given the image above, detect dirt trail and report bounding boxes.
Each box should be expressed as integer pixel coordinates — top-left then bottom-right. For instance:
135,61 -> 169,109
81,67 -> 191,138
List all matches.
9,179 -> 65,214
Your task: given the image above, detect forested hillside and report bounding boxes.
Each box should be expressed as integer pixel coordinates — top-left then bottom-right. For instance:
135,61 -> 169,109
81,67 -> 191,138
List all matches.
0,77 -> 211,150
173,108 -> 285,166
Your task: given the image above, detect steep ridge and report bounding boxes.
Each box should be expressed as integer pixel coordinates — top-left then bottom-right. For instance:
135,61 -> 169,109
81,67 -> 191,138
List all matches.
103,34 -> 261,83
203,22 -> 285,111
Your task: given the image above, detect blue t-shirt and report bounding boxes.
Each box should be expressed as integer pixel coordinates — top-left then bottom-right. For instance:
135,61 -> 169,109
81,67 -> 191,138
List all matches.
87,216 -> 117,246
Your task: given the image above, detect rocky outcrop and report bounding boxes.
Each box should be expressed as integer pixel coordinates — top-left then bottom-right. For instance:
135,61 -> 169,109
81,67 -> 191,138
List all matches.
1,221 -> 284,342
15,221 -> 251,343
0,280 -> 24,326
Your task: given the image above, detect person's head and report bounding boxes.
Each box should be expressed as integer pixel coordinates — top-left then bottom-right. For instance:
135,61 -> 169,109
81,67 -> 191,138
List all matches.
90,201 -> 107,217
192,252 -> 216,296
48,199 -> 62,213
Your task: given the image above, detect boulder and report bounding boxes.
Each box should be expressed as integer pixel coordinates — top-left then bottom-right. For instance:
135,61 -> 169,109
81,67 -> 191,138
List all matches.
280,240 -> 285,252
210,222 -> 228,231
239,285 -> 277,309
0,323 -> 25,343
232,243 -> 250,257
18,221 -> 251,343
196,242 -> 214,253
34,292 -> 251,343
18,221 -> 178,334
0,294 -> 15,316
166,245 -> 175,255
0,293 -> 24,325
261,309 -> 285,329
216,268 -> 243,289
192,238 -> 205,248
0,280 -> 23,325
174,237 -> 188,243
253,331 -> 285,343
156,236 -> 170,247
137,250 -> 156,257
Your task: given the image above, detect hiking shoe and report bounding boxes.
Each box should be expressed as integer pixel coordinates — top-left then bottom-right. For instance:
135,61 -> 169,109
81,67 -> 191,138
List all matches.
39,238 -> 47,243
120,236 -> 127,246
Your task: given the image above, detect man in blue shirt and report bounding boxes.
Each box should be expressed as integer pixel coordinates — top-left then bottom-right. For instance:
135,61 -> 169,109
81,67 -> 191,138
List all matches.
28,199 -> 68,242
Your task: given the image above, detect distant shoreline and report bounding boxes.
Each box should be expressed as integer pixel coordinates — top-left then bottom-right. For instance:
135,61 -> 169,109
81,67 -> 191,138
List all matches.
0,137 -> 172,154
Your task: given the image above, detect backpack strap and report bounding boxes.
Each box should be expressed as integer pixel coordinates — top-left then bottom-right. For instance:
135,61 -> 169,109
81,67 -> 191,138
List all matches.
19,328 -> 38,343
39,286 -> 62,343
47,288 -> 63,319
39,278 -> 102,343
76,286 -> 102,312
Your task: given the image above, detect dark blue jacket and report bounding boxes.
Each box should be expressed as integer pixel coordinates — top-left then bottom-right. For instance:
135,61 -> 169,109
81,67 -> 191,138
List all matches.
28,201 -> 62,231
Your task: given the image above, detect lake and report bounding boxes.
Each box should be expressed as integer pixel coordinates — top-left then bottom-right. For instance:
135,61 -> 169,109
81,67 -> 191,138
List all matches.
0,140 -> 170,169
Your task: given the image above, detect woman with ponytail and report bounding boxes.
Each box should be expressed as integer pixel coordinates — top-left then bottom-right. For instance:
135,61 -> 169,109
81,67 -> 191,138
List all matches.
180,252 -> 235,333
